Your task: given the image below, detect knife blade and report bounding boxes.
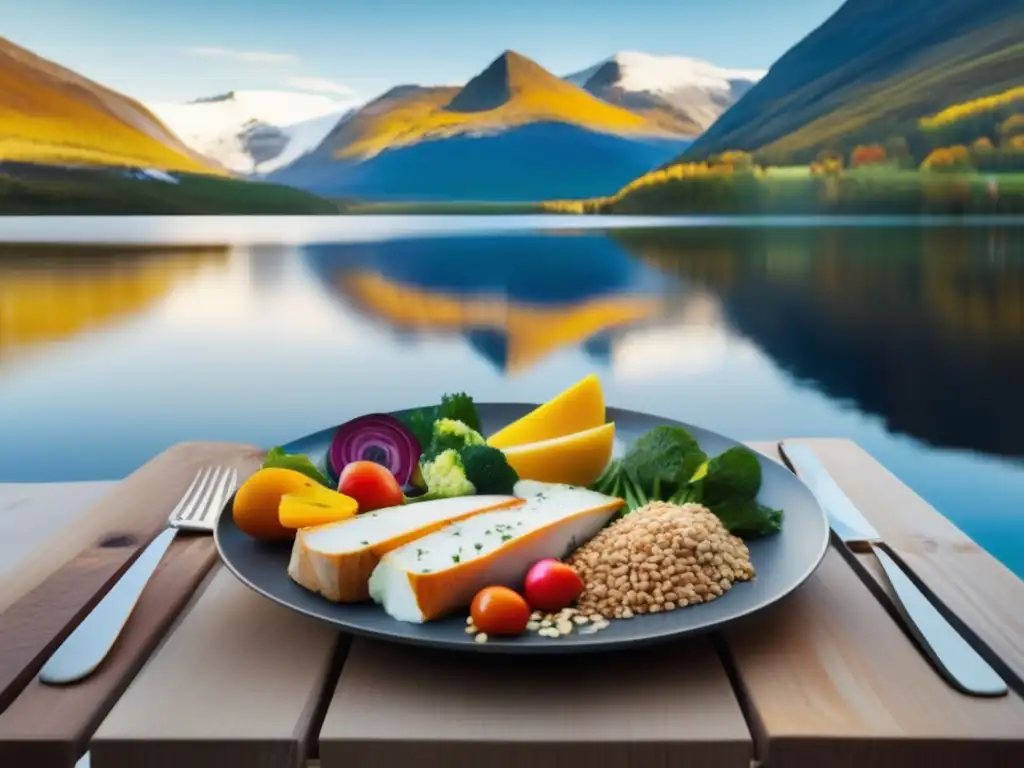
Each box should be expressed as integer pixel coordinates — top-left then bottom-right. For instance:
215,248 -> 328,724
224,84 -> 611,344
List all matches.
779,441 -> 1007,698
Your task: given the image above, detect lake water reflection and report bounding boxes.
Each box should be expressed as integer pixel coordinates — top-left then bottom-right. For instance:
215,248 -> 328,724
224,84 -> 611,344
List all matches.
1,223 -> 1022,575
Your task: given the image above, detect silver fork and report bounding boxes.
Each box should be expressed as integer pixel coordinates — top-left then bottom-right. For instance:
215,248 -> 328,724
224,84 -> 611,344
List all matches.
39,465 -> 239,685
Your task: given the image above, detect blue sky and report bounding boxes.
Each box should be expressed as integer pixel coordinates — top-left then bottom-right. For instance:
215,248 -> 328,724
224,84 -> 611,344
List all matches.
2,0 -> 845,104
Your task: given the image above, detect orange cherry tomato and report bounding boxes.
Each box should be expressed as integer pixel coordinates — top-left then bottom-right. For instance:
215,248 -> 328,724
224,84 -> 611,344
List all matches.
470,586 -> 531,636
337,461 -> 404,512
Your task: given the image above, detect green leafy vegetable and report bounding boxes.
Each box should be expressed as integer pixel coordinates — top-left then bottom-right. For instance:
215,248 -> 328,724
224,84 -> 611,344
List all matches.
400,409 -> 436,450
621,425 -> 707,502
589,431 -> 782,537
262,446 -> 332,487
699,447 -> 762,506
710,499 -> 784,537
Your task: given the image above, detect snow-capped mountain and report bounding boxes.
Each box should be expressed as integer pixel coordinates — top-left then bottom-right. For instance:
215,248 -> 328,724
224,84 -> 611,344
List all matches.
148,90 -> 358,175
565,52 -> 766,135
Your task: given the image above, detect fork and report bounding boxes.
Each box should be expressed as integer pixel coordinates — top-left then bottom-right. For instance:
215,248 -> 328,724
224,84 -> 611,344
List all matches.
39,465 -> 239,686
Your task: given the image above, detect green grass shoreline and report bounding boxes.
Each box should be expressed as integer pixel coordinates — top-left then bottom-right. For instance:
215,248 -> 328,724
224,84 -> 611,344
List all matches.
0,165 -> 339,215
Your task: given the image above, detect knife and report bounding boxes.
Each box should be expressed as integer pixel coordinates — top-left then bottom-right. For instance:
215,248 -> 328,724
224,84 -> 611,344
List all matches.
779,441 -> 1007,697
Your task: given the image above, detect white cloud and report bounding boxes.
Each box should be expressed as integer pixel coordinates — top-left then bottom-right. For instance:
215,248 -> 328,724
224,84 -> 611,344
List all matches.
285,76 -> 358,97
184,46 -> 298,65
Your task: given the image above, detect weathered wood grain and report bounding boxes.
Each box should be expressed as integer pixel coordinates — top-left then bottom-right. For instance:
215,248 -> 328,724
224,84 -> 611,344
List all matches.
0,442 -> 264,716
0,535 -> 218,767
776,438 -> 1024,686
90,567 -> 341,768
0,481 -> 113,608
723,441 -> 1024,768
318,637 -> 752,768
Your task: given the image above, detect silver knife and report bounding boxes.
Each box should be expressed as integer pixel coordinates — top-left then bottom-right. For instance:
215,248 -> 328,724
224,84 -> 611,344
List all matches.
780,441 -> 1007,697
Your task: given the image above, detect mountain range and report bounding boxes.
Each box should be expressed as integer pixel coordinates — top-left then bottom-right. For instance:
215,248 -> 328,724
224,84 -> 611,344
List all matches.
679,0 -> 1024,164
267,50 -> 703,201
7,0 -> 1018,211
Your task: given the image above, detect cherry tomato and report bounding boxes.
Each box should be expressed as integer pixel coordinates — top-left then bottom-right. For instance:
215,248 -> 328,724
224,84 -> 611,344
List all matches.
523,559 -> 584,612
337,460 -> 404,512
470,586 -> 530,636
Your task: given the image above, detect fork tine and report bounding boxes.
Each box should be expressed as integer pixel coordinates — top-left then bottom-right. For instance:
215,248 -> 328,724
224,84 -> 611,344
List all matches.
167,467 -> 208,522
176,466 -> 220,523
200,466 -> 237,522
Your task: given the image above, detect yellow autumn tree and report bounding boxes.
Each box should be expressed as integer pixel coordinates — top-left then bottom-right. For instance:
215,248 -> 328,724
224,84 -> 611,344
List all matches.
921,145 -> 973,171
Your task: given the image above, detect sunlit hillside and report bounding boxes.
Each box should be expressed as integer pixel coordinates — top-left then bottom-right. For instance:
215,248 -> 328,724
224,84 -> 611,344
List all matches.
0,36 -> 222,174
336,270 -> 667,374
676,0 -> 1024,165
0,249 -> 229,361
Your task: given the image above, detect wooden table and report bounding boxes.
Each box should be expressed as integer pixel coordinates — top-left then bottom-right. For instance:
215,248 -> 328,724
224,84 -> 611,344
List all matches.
1,439 -> 1023,768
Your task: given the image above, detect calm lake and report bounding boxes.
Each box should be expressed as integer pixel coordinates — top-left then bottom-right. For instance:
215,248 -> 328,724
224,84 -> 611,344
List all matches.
2,218 -> 1023,576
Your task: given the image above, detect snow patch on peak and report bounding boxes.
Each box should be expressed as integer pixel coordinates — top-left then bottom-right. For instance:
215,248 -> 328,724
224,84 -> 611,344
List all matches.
607,51 -> 766,94
148,89 -> 359,174
567,52 -> 766,95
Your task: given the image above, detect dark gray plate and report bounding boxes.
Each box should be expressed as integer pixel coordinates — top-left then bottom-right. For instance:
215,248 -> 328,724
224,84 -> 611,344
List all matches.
215,403 -> 830,654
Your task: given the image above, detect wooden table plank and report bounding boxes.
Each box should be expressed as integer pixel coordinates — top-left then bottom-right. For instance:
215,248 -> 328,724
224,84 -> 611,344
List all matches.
0,481 -> 113,606
0,442 -> 264,716
319,638 -> 752,768
719,441 -> 1024,768
778,437 -> 1024,687
90,566 -> 341,768
0,535 -> 218,767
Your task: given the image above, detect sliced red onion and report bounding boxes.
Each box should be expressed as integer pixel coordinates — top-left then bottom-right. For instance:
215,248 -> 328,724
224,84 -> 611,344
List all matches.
328,413 -> 422,487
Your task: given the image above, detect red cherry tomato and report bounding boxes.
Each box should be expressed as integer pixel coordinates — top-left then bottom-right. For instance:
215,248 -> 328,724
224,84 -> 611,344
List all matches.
337,460 -> 403,512
470,586 -> 530,636
523,559 -> 584,612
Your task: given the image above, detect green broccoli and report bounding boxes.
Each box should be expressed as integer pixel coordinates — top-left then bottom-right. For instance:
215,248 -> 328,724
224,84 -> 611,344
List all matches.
460,444 -> 519,495
405,448 -> 475,503
404,442 -> 519,503
399,392 -> 481,447
423,418 -> 485,459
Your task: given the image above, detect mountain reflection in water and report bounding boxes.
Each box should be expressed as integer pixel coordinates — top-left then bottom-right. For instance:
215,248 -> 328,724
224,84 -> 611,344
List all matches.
1,225 -> 1022,575
615,226 -> 1024,460
301,234 -> 674,375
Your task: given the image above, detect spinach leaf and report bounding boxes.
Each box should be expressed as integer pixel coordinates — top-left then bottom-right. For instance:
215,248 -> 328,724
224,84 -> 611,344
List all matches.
263,446 -> 332,487
621,425 -> 707,500
699,446 -> 762,506
711,499 -> 784,536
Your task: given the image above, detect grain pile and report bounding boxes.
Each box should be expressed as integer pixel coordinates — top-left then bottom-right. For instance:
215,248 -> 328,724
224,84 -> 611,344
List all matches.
567,501 -> 755,620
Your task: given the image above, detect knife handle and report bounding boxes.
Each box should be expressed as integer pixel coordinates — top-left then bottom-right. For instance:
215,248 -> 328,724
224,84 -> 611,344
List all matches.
39,527 -> 178,685
870,544 -> 1007,697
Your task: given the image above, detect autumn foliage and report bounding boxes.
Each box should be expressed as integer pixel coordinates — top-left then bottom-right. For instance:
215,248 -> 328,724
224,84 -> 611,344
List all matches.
921,145 -> 973,171
850,144 -> 887,167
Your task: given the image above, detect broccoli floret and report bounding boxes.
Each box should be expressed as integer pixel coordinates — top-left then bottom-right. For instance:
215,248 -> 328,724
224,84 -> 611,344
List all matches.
460,444 -> 519,495
406,448 -> 476,503
424,418 -> 485,459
